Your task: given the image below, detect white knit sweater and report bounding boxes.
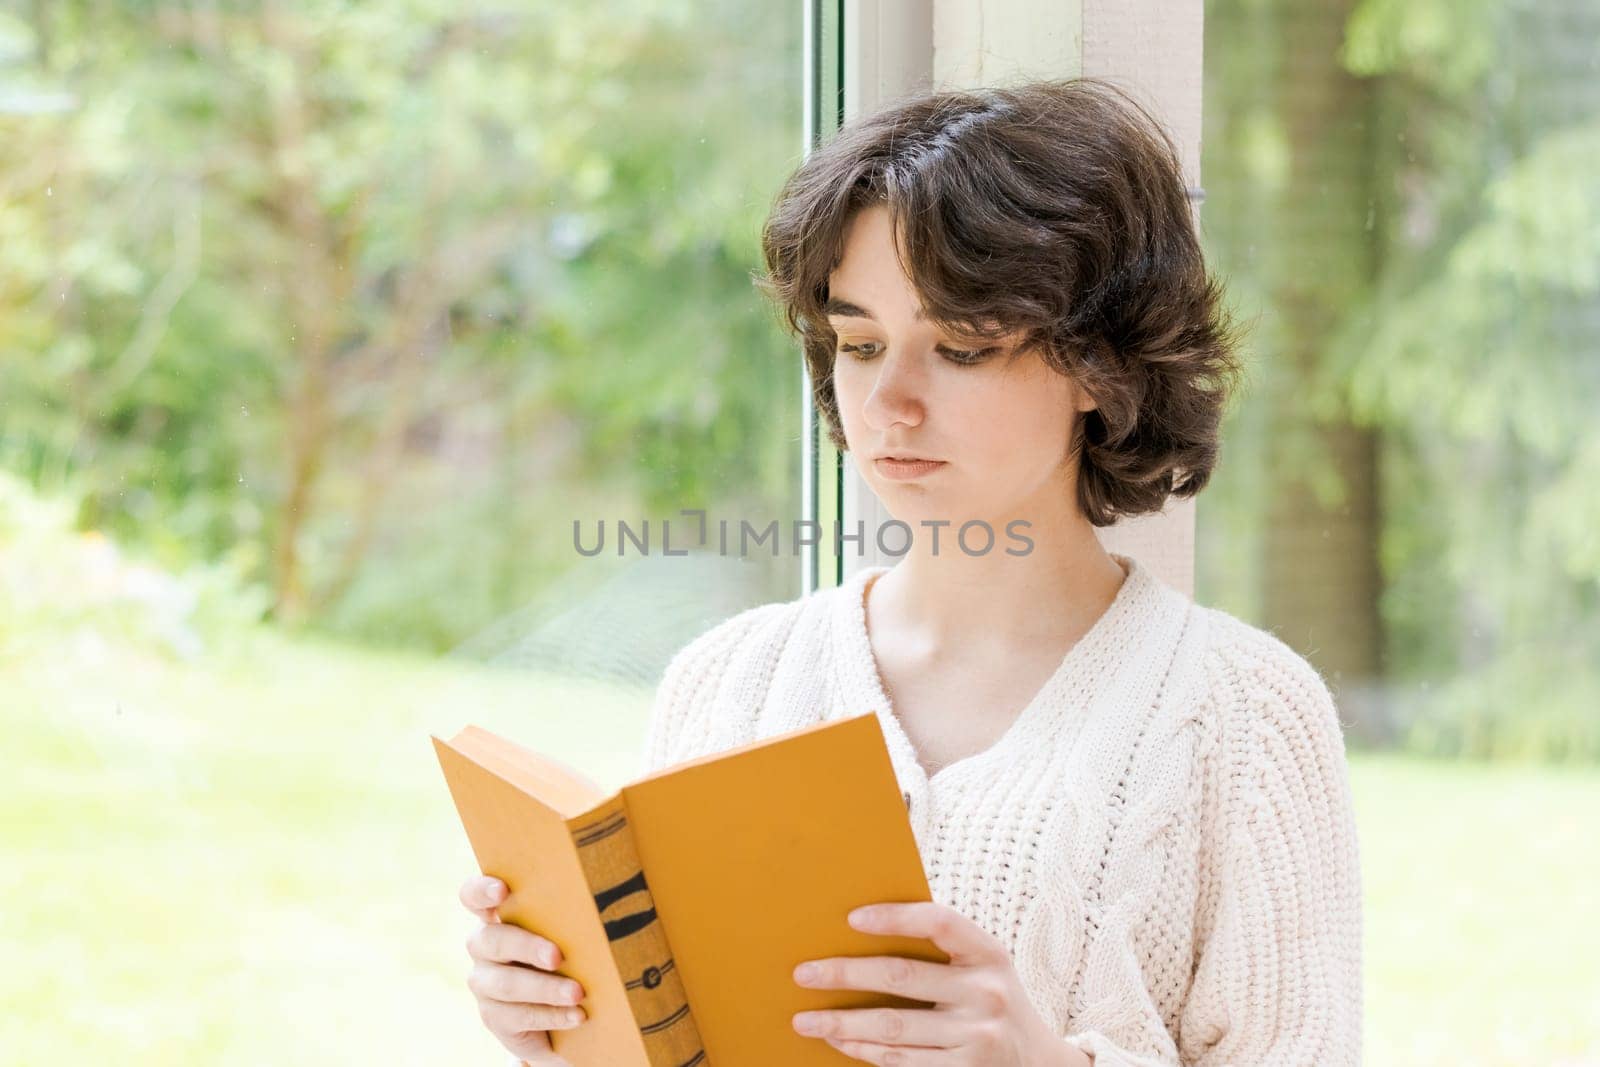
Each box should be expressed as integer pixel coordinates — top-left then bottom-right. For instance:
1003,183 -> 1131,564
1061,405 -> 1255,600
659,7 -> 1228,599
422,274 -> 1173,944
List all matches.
637,551 -> 1364,1066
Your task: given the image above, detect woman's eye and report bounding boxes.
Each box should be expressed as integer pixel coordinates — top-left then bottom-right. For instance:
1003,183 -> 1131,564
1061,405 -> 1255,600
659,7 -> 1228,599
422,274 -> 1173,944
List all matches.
836,341 -> 998,365
937,345 -> 1000,365
837,341 -> 881,360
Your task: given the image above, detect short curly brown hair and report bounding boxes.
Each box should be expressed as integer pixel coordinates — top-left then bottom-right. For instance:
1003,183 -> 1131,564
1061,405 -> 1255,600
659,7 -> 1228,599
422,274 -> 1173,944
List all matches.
754,77 -> 1243,527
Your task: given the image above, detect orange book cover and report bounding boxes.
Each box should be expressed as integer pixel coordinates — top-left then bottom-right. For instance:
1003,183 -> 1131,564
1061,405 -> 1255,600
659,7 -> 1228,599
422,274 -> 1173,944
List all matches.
431,711 -> 950,1066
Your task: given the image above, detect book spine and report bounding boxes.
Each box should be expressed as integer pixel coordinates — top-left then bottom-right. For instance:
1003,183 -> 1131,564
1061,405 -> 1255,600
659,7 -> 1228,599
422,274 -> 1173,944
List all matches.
569,795 -> 708,1067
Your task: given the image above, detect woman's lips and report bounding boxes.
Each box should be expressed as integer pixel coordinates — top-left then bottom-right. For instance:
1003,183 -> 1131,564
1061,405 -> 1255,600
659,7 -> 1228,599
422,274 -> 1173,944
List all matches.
875,457 -> 947,480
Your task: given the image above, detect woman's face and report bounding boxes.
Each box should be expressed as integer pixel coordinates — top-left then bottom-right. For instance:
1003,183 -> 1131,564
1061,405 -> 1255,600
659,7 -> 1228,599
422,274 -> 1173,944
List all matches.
827,205 -> 1094,534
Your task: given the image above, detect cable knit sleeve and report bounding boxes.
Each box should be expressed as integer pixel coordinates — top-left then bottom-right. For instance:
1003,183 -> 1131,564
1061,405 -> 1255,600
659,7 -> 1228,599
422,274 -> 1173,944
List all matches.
1064,628 -> 1364,1067
637,602 -> 789,777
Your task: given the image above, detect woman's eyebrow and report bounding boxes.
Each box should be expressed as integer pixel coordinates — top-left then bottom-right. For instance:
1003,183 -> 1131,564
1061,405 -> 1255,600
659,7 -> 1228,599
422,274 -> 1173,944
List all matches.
824,296 -> 929,322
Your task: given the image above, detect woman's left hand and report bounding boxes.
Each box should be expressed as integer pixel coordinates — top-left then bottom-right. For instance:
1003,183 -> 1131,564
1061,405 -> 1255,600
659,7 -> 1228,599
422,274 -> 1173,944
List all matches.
790,901 -> 1080,1066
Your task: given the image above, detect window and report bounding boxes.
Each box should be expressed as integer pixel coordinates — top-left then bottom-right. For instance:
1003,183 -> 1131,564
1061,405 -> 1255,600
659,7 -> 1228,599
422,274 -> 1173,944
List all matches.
1,3 -> 807,1060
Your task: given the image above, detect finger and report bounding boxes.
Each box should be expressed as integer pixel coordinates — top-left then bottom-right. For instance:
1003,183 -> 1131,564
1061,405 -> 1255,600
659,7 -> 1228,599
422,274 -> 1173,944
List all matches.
460,875 -> 508,923
794,1006 -> 958,1049
467,922 -> 567,971
468,960 -> 586,1008
825,1035 -> 945,1064
795,955 -> 958,1004
479,996 -> 588,1035
849,902 -> 996,964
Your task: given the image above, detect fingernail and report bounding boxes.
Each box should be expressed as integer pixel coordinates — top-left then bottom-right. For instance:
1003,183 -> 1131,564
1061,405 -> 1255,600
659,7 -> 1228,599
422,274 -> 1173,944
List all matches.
794,962 -> 818,983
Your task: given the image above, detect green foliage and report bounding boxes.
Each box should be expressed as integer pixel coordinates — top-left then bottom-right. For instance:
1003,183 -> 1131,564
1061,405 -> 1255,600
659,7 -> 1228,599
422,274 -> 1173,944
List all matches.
0,471 -> 269,663
1402,648 -> 1600,764
1341,0 -> 1503,93
1335,5 -> 1600,761
1202,0 -> 1600,761
0,0 -> 800,648
7,0 -> 1594,757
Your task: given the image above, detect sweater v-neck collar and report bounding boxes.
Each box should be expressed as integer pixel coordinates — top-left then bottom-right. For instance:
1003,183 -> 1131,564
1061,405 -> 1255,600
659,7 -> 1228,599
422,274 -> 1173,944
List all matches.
827,551 -> 1163,794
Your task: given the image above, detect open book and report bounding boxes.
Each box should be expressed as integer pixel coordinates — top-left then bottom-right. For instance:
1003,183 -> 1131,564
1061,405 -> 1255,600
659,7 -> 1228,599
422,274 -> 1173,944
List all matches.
432,711 -> 949,1066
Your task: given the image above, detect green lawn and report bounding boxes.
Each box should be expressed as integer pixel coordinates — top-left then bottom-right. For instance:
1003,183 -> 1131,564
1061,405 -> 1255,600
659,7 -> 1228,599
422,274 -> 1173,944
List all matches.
1351,752 -> 1600,1065
3,631 -> 1596,1065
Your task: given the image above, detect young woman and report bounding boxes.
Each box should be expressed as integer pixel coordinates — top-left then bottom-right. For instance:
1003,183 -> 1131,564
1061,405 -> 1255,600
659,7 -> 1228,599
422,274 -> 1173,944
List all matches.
461,78 -> 1363,1067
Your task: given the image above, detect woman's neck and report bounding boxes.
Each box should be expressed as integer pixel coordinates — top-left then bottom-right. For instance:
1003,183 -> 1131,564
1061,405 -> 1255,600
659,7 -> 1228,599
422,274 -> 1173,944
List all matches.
868,524 -> 1128,659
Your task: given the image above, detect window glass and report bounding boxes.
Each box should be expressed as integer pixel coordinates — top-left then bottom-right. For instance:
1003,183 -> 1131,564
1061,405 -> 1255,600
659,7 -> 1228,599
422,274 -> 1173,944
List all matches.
1,2 -> 805,1060
1199,2 -> 1600,1061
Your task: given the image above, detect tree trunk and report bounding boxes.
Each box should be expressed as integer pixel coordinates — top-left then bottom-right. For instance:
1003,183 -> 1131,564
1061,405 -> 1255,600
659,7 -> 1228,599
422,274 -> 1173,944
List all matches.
1261,0 -> 1389,743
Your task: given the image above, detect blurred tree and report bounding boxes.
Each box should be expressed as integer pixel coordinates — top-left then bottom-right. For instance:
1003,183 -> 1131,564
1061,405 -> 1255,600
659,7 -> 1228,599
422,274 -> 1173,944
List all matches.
1201,0 -> 1388,742
0,0 -> 801,645
1201,0 -> 1600,759
1335,0 -> 1600,759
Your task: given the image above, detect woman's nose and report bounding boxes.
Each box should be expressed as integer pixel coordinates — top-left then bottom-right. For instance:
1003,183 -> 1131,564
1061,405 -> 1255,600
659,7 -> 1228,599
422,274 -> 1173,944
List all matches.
863,351 -> 927,429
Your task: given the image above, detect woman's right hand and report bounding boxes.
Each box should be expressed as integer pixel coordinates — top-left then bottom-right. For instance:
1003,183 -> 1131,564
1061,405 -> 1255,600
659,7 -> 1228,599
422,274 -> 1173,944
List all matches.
461,874 -> 588,1066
